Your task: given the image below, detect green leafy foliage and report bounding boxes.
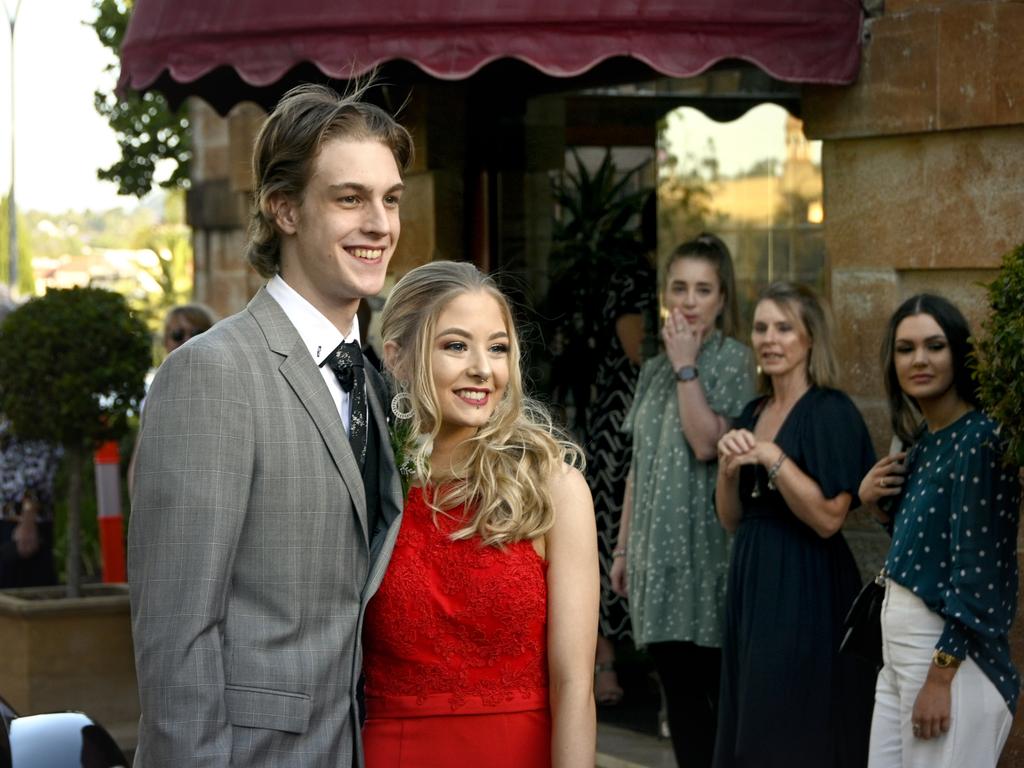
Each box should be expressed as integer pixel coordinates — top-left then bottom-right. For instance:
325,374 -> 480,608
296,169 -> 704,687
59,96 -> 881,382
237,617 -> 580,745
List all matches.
654,117 -> 717,261
0,287 -> 151,449
550,149 -> 652,275
974,243 -> 1024,467
543,150 -> 653,432
91,0 -> 191,198
0,195 -> 36,295
120,191 -> 195,357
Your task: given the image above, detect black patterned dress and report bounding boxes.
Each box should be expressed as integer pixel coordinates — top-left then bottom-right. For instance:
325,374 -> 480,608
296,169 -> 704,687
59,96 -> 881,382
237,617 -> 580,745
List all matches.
585,267 -> 655,641
0,417 -> 61,587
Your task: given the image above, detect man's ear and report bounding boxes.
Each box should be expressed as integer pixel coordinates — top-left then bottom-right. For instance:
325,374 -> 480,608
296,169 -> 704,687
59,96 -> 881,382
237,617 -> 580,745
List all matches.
267,192 -> 299,235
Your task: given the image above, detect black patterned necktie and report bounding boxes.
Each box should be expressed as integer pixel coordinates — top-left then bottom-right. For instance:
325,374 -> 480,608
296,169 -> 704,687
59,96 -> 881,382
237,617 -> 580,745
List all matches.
325,340 -> 367,471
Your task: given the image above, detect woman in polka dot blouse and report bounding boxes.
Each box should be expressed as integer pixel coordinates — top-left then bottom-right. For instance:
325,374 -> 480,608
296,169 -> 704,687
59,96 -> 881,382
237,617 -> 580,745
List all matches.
859,294 -> 1020,768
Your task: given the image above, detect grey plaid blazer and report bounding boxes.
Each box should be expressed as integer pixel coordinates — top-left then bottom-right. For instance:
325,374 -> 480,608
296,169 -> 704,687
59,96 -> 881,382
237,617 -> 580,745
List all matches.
129,288 -> 403,767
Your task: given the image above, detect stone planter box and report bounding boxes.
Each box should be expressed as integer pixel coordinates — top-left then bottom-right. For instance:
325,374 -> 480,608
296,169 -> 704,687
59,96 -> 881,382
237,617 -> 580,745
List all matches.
0,583 -> 138,753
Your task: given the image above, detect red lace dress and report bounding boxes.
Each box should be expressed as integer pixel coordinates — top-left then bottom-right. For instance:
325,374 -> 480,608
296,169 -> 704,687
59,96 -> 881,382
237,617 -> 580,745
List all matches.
362,486 -> 551,767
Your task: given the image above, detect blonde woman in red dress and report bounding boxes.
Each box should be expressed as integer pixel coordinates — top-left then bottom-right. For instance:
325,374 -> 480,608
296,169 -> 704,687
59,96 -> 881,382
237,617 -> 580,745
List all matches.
362,261 -> 599,768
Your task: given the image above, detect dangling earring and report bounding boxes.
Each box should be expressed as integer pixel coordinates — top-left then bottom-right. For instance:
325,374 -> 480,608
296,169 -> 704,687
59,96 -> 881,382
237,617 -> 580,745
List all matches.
391,386 -> 414,420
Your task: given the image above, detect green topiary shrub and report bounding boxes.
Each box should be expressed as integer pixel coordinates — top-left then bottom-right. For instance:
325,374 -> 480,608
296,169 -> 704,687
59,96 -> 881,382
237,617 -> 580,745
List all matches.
974,243 -> 1024,468
0,286 -> 151,596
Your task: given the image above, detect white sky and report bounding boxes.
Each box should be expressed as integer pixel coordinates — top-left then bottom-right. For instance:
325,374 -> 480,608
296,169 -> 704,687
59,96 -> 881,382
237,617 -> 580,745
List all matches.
0,0 -> 133,213
664,102 -> 821,177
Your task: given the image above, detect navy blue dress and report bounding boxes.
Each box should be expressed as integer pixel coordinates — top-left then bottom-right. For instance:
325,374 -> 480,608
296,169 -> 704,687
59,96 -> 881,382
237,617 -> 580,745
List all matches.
713,388 -> 878,768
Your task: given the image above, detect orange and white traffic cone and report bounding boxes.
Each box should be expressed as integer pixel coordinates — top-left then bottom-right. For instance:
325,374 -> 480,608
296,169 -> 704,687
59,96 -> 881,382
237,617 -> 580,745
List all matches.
93,441 -> 126,583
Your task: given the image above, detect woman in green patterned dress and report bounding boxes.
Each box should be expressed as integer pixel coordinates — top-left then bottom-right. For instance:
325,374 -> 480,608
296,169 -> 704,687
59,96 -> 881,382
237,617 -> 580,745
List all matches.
610,234 -> 754,768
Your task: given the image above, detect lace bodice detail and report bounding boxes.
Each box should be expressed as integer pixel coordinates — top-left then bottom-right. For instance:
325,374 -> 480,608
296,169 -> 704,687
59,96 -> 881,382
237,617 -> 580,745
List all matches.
363,486 -> 549,716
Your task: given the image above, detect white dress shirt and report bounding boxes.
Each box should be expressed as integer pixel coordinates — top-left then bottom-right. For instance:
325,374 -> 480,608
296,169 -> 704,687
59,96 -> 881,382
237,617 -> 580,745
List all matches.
265,275 -> 361,434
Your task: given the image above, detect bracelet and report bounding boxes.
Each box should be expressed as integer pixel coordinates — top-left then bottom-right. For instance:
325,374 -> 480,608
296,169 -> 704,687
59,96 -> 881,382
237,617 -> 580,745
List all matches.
612,549 -> 626,559
766,450 -> 788,491
932,650 -> 962,669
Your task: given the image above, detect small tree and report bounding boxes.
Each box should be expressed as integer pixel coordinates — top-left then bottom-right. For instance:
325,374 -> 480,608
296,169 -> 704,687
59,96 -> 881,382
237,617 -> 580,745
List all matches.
91,0 -> 191,198
0,287 -> 150,596
974,243 -> 1024,467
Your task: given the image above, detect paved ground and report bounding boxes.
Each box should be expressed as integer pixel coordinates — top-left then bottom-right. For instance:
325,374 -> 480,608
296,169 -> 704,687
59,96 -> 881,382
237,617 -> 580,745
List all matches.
117,722 -> 674,767
597,722 -> 676,768
114,705 -> 676,766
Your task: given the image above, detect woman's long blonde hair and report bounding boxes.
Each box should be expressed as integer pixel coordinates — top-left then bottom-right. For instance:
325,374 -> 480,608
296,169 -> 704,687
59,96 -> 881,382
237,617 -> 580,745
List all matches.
381,261 -> 583,546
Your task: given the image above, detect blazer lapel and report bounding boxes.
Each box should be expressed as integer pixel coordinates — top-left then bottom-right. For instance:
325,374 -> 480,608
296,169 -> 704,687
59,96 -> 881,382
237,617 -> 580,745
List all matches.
248,289 -> 369,546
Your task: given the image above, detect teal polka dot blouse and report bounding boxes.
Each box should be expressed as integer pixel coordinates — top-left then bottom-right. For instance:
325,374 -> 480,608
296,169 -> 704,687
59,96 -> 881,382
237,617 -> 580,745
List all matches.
886,411 -> 1021,713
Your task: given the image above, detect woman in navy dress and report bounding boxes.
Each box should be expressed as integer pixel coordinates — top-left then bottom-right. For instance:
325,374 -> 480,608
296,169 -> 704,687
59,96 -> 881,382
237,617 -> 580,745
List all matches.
713,283 -> 877,768
858,294 -> 1019,768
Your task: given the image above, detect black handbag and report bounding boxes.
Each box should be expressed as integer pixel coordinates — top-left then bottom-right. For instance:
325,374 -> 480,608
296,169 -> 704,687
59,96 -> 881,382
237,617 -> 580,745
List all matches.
839,569 -> 885,668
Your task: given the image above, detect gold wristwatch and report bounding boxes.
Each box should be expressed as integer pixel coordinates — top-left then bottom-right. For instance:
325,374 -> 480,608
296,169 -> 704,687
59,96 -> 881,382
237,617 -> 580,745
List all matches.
932,650 -> 962,669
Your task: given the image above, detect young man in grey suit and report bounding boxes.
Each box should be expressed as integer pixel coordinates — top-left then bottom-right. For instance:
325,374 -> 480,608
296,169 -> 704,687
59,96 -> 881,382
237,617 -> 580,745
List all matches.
129,84 -> 411,767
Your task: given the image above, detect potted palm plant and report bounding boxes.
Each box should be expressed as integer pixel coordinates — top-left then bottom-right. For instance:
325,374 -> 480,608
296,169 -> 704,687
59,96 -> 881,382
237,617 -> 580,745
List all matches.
543,149 -> 653,434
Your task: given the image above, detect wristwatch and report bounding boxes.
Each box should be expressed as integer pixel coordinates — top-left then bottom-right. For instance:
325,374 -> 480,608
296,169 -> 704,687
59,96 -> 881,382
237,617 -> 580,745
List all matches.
675,365 -> 699,382
932,650 -> 962,669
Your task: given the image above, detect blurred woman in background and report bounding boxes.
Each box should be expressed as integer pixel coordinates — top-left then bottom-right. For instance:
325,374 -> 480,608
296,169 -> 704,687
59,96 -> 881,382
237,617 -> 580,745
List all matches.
612,234 -> 754,768
714,282 -> 876,768
162,303 -> 216,354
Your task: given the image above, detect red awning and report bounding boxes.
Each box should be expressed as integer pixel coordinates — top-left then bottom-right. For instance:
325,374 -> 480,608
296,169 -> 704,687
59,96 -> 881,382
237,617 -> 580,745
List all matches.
119,0 -> 862,111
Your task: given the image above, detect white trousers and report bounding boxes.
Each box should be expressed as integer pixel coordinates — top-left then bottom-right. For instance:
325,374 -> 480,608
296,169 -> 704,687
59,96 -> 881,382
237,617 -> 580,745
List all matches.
867,580 -> 1012,768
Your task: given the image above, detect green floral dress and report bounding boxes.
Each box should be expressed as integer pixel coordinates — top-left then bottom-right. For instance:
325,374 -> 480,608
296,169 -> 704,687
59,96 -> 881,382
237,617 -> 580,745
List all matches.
622,333 -> 754,648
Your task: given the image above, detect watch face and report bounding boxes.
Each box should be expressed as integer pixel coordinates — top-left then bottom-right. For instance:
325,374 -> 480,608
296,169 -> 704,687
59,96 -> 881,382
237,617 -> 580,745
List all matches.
676,365 -> 698,382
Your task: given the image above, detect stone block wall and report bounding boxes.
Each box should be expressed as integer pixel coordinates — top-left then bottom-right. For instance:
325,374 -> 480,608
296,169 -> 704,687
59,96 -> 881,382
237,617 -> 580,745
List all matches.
804,0 -> 1023,448
188,101 -> 263,319
803,4 -> 1023,440
804,1 -> 1024,757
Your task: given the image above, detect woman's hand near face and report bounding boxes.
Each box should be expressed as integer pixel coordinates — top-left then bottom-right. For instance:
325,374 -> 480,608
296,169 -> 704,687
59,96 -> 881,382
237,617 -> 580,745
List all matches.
662,308 -> 704,370
664,307 -> 732,460
858,452 -> 907,507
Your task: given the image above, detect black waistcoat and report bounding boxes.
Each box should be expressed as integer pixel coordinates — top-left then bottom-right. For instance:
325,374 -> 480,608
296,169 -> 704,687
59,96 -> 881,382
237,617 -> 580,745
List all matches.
361,397 -> 382,540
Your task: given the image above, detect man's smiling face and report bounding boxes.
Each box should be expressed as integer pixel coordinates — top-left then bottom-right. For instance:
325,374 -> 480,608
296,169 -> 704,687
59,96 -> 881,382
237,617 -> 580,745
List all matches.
277,137 -> 404,317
